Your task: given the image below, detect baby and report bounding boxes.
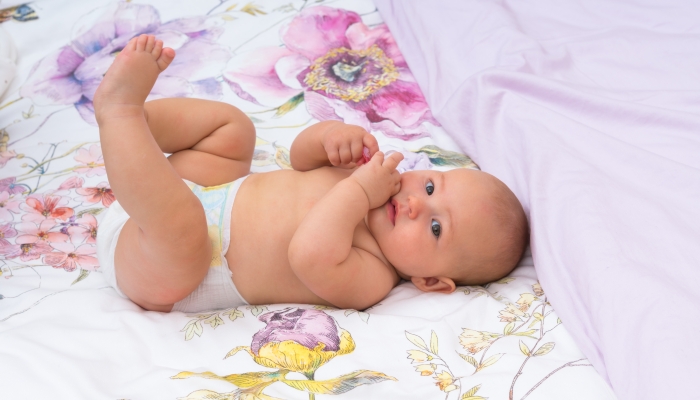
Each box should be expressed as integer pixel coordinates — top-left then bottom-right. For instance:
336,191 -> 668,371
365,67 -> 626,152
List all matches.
94,35 -> 528,313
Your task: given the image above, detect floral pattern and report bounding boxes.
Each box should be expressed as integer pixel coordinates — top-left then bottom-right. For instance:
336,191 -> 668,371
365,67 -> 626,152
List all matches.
174,307 -> 395,399
0,1 -> 610,399
20,1 -> 231,125
224,6 -> 440,140
405,282 -> 594,400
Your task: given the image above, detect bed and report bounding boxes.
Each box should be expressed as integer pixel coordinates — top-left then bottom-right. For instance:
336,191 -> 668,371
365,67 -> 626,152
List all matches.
374,1 -> 700,399
1,1 -> 621,398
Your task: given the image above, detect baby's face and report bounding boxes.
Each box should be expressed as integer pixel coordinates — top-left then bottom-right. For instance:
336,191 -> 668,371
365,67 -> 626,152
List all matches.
367,168 -> 494,281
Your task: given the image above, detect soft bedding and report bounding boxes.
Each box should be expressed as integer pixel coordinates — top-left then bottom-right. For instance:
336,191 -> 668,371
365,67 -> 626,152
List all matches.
374,1 -> 700,399
0,1 -> 616,399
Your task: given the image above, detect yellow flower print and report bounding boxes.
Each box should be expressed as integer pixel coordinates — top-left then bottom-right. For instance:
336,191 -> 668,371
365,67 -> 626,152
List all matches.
415,363 -> 437,376
532,282 -> 544,297
499,303 -> 526,322
516,293 -> 539,312
459,329 -> 501,354
227,329 -> 355,376
434,370 -> 458,392
407,350 -> 433,363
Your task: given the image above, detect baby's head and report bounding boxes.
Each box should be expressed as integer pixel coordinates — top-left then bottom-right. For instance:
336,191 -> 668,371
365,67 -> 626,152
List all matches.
367,168 -> 528,293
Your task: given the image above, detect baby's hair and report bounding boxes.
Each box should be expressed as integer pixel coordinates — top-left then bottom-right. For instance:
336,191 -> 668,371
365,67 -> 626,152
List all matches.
453,174 -> 529,286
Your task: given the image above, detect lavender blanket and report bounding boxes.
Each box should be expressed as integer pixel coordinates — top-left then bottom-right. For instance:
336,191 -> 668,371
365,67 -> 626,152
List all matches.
375,1 -> 700,398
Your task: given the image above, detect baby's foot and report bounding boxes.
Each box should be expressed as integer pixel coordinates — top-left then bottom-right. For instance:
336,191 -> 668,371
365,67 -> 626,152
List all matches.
93,34 -> 174,121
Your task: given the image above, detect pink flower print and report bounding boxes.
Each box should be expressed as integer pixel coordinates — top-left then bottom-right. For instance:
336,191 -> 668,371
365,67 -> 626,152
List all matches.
0,177 -> 27,195
15,219 -> 69,245
224,6 -> 439,141
21,194 -> 74,222
0,191 -> 21,222
0,241 -> 52,262
56,176 -> 84,192
74,145 -> 106,177
44,242 -> 99,272
67,214 -> 97,244
0,223 -> 17,246
76,182 -> 115,207
0,150 -> 17,168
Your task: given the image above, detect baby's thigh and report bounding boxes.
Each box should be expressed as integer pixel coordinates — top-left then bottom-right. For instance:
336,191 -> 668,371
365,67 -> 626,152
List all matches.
113,218 -> 210,312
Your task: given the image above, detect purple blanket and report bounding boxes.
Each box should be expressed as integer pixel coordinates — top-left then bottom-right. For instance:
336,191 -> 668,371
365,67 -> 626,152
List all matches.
375,1 -> 700,398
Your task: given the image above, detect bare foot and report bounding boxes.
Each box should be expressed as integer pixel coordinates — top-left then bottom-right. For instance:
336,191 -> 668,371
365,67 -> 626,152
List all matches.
93,34 -> 175,122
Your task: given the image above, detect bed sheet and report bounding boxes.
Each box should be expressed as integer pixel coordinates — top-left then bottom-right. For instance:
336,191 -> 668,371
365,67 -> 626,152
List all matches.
0,1 -> 616,399
374,1 -> 700,399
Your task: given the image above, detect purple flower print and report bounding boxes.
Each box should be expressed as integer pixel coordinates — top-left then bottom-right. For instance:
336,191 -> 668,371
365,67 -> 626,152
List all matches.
245,307 -> 356,375
224,6 -> 439,140
0,177 -> 26,195
0,223 -> 17,246
252,307 -> 341,355
20,2 -> 232,125
0,241 -> 52,262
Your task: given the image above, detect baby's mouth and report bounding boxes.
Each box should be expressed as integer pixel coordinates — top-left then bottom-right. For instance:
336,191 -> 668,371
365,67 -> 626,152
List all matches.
387,199 -> 396,225
386,199 -> 396,225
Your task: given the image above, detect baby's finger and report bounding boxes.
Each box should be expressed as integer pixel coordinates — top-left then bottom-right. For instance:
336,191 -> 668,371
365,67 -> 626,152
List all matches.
362,133 -> 379,157
392,182 -> 401,196
339,145 -> 352,165
382,152 -> 404,171
370,151 -> 385,165
328,149 -> 341,166
350,139 -> 364,163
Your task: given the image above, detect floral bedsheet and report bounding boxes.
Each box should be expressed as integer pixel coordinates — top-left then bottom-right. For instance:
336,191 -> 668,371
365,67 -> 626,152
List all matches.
0,1 -> 616,398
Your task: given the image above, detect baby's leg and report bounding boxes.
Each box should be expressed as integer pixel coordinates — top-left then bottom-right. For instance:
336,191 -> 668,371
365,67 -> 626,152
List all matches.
143,98 -> 255,186
94,35 -> 211,312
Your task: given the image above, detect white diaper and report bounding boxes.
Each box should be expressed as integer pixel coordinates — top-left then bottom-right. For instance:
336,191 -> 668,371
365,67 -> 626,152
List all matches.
96,176 -> 249,313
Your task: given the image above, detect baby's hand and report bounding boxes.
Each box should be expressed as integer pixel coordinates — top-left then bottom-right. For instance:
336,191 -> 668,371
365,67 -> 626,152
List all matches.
322,124 -> 379,168
351,151 -> 404,209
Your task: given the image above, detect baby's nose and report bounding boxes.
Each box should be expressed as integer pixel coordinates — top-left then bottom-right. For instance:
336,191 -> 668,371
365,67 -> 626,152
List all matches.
407,196 -> 423,219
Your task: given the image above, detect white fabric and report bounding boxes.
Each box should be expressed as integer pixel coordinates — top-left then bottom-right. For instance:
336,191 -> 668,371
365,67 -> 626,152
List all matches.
0,26 -> 17,99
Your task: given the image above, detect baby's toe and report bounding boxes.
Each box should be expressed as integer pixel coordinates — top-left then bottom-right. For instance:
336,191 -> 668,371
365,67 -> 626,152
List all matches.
145,35 -> 155,52
156,47 -> 175,71
152,39 -> 163,59
136,34 -> 148,51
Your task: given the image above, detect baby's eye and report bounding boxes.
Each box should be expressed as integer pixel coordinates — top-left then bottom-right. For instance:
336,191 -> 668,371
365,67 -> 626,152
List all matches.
426,181 -> 434,195
431,220 -> 441,238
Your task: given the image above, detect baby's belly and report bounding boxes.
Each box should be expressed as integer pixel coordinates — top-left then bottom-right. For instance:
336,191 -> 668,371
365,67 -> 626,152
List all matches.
224,168 -> 351,305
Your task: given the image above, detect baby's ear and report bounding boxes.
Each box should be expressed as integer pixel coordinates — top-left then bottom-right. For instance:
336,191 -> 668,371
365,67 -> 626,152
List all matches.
411,276 -> 456,294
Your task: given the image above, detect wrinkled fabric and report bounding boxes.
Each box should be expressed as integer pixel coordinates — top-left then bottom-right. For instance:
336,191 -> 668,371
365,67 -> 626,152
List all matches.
375,1 -> 700,399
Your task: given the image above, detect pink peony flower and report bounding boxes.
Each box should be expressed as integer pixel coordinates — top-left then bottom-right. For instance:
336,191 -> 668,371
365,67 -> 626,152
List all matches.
0,177 -> 27,195
0,191 -> 21,222
73,145 -> 105,177
76,182 -> 115,207
67,213 -> 98,244
224,6 -> 439,140
44,242 -> 99,272
15,219 -> 69,244
20,194 -> 74,222
0,223 -> 17,246
0,241 -> 52,262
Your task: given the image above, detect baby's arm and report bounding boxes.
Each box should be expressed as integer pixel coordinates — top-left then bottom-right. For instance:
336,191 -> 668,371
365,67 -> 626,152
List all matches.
290,121 -> 378,171
288,151 -> 403,310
